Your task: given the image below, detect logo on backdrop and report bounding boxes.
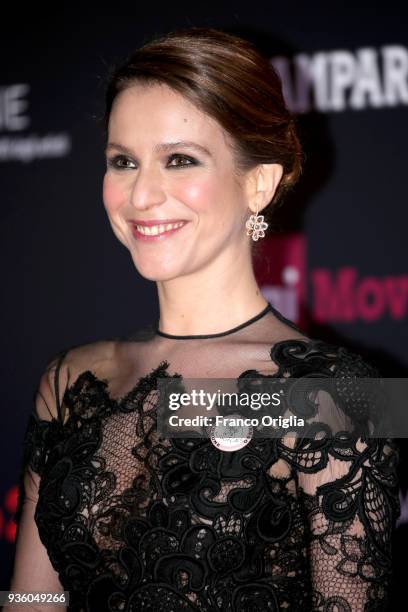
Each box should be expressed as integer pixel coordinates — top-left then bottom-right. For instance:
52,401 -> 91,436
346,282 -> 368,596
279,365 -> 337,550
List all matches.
0,83 -> 71,162
312,267 -> 408,322
272,45 -> 408,113
255,234 -> 407,325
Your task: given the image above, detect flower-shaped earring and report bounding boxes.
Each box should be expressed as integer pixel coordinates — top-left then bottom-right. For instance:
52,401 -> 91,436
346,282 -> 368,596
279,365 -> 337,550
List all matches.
245,201 -> 268,241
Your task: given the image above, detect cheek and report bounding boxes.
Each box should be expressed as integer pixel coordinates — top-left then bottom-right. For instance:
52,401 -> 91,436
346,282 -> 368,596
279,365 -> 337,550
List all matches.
103,174 -> 125,212
176,175 -> 223,213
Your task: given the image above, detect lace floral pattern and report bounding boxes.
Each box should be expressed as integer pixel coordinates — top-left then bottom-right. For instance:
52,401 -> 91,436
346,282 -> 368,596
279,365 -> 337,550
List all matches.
14,340 -> 400,611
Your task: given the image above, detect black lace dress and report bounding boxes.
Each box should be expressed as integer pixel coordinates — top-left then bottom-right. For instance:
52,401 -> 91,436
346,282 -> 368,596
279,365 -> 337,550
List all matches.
12,303 -> 400,611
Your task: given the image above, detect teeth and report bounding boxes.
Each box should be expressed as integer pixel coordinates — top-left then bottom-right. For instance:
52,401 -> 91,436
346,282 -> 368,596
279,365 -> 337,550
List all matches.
136,222 -> 185,236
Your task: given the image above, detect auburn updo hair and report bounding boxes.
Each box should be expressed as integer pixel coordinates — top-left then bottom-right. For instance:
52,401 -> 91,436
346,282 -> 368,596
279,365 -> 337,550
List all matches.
103,26 -> 303,233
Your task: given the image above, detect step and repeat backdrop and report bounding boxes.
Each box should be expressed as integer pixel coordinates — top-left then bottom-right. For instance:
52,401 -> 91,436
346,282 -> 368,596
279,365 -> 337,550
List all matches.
1,5 -> 407,601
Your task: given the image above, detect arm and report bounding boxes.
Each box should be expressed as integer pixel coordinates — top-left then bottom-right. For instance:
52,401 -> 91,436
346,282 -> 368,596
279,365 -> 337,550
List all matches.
295,396 -> 400,610
5,354 -> 68,612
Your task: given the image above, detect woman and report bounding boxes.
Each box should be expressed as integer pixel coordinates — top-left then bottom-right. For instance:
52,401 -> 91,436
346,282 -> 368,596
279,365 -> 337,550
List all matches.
9,27 -> 400,611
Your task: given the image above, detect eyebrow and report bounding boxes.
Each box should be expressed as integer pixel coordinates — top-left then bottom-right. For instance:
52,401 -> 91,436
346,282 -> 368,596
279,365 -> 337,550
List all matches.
105,141 -> 212,157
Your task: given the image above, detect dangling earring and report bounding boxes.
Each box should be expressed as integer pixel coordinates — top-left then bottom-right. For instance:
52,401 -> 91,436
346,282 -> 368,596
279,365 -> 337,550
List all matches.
245,200 -> 268,241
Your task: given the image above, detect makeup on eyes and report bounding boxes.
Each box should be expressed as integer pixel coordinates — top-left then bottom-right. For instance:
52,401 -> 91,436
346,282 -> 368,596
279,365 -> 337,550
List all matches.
106,153 -> 200,170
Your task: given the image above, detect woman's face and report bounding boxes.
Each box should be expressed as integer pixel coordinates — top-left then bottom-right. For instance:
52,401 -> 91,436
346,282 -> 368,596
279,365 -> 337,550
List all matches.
103,82 -> 253,281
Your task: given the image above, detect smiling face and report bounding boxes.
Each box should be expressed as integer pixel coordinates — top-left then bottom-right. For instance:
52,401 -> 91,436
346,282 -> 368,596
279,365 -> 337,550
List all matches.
103,82 -> 253,281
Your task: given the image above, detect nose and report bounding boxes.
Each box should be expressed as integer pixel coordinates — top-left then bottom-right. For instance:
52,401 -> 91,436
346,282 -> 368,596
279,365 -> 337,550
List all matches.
129,164 -> 166,210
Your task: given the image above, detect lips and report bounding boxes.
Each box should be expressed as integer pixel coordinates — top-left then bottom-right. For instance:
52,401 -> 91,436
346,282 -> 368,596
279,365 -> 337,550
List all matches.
130,220 -> 189,241
130,219 -> 188,227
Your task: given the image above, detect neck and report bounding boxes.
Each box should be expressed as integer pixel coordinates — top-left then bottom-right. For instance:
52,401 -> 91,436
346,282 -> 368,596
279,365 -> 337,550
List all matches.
156,249 -> 268,336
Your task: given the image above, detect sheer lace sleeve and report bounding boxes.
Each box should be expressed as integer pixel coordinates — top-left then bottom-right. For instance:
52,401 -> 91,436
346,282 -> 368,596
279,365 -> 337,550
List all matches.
7,349 -> 69,608
14,350 -> 68,527
291,361 -> 401,611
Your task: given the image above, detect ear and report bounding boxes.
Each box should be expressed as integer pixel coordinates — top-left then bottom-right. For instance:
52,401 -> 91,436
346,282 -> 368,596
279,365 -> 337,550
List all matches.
246,163 -> 284,214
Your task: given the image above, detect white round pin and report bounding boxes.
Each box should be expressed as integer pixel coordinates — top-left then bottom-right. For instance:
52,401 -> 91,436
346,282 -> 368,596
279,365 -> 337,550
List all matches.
206,413 -> 253,451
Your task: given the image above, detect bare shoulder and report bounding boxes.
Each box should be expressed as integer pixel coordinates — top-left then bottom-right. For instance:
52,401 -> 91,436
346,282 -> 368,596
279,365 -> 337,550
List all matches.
61,339 -> 118,380
33,340 -> 119,423
30,340 -> 110,419
39,339 -> 118,398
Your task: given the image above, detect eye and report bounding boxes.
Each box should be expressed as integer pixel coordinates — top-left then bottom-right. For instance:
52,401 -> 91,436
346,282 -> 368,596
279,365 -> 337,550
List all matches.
107,155 -> 136,170
167,154 -> 196,168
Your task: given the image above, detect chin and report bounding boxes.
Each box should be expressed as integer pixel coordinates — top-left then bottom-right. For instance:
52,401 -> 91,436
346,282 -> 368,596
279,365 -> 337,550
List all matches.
130,255 -> 183,282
